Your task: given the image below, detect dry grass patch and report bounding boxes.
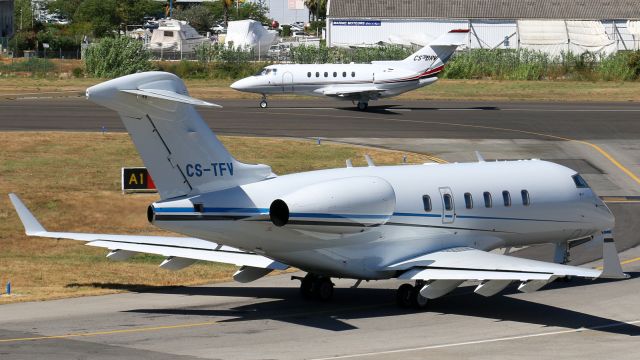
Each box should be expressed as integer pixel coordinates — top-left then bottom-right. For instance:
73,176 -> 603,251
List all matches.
3,78 -> 640,102
0,132 -> 433,303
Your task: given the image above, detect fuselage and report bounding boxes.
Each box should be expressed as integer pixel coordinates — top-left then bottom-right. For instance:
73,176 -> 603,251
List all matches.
148,160 -> 614,280
230,63 -> 439,100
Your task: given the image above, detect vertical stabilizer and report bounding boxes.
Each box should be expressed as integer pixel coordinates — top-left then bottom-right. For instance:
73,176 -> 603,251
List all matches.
401,29 -> 469,73
86,72 -> 272,199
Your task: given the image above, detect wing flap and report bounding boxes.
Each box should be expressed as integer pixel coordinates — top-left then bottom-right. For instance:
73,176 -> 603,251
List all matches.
399,268 -> 552,281
321,87 -> 383,98
87,240 -> 285,269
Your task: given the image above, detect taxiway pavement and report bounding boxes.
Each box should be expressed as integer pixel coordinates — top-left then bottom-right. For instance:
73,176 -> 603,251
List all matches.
1,97 -> 639,359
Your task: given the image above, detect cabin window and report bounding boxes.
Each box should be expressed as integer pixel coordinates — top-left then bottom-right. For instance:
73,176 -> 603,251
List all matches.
164,31 -> 174,37
443,194 -> 453,211
422,195 -> 432,212
483,192 -> 492,208
307,72 -> 311,77
464,192 -> 473,209
342,71 -> 347,77
572,174 -> 589,188
502,191 -> 511,207
333,72 -> 337,77
315,72 -> 319,77
351,71 -> 356,77
521,190 -> 531,206
324,72 -> 328,77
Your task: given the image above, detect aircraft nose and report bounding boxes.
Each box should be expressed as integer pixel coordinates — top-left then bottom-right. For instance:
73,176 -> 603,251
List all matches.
594,196 -> 615,230
230,78 -> 249,91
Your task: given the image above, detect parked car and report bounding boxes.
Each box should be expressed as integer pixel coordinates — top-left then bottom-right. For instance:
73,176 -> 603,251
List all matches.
292,31 -> 311,38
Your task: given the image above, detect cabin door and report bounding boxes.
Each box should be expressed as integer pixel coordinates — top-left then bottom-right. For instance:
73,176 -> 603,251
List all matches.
439,187 -> 456,224
282,72 -> 294,92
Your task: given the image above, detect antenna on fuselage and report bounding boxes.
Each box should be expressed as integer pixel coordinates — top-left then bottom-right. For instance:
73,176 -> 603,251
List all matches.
475,151 -> 485,162
364,154 -> 375,167
346,159 -> 353,168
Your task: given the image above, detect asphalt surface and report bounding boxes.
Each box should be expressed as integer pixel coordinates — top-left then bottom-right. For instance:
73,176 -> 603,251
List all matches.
1,96 -> 640,359
2,98 -> 640,139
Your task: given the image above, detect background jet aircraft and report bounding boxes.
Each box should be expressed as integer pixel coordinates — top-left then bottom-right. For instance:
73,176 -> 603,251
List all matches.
11,71 -> 628,308
230,29 -> 469,110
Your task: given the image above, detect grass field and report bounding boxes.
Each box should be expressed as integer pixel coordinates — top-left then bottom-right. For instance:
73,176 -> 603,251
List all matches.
0,132 -> 434,303
2,78 -> 640,102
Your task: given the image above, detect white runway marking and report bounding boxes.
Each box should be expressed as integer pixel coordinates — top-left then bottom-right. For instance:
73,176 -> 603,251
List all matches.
503,108 -> 640,112
311,319 -> 640,359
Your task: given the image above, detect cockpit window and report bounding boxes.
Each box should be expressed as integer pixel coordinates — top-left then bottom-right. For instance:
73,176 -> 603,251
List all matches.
255,68 -> 272,76
572,174 -> 590,188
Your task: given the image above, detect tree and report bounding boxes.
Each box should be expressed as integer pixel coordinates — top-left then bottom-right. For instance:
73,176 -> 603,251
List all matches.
304,0 -> 327,21
48,0 -> 163,37
84,36 -> 154,78
173,5 -> 215,33
14,0 -> 35,31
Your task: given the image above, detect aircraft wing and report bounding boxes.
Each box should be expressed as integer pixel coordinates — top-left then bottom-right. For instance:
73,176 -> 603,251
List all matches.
321,87 -> 384,98
386,247 -> 602,281
9,194 -> 288,271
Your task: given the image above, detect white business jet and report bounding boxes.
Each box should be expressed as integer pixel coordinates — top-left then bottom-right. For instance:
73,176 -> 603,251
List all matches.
10,71 -> 628,308
230,29 -> 469,110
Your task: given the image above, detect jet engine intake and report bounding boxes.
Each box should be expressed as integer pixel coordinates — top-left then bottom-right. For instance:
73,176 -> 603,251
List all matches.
268,176 -> 396,234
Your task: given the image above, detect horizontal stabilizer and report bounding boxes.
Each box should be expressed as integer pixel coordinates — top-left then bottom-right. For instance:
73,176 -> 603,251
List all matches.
121,89 -> 221,108
429,29 -> 469,47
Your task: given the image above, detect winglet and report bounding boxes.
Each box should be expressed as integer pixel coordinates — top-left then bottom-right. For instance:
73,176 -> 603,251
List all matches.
600,237 -> 629,279
8,193 -> 47,235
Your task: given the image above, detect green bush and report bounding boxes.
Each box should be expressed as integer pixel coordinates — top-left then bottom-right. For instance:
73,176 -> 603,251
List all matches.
84,37 -> 154,78
289,44 -> 413,64
72,67 -> 85,78
443,49 -> 640,81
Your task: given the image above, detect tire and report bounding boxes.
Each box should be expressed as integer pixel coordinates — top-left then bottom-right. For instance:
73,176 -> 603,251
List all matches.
396,284 -> 414,308
357,102 -> 368,111
260,100 -> 268,108
300,275 -> 314,299
315,278 -> 334,302
412,287 -> 429,309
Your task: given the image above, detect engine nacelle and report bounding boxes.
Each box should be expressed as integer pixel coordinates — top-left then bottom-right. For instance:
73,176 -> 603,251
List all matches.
269,176 -> 396,234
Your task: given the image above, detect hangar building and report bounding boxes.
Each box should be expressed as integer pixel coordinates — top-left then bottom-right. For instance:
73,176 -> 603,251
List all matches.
326,0 -> 640,55
0,0 -> 13,39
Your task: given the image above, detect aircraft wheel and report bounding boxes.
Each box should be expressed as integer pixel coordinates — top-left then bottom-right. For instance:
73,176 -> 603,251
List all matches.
396,283 -> 414,308
300,274 -> 315,299
412,287 -> 429,309
315,277 -> 334,302
357,101 -> 368,111
259,100 -> 268,108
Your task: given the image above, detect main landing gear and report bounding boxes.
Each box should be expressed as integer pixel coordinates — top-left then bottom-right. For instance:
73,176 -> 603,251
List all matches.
259,94 -> 268,108
293,273 -> 334,301
396,281 -> 429,309
357,101 -> 369,111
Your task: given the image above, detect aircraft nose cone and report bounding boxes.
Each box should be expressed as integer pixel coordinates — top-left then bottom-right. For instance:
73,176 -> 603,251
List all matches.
230,78 -> 247,91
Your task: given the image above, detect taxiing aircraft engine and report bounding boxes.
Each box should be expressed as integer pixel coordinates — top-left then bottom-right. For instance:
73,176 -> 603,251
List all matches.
269,176 -> 396,234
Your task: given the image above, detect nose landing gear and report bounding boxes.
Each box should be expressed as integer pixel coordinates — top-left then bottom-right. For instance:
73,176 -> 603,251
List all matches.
294,273 -> 334,301
259,95 -> 268,108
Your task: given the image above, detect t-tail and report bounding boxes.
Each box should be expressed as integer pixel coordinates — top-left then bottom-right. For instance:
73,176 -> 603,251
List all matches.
401,29 -> 469,75
86,72 -> 273,200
